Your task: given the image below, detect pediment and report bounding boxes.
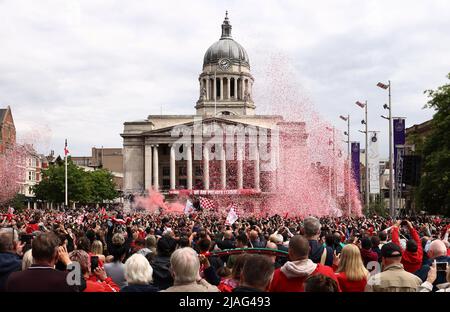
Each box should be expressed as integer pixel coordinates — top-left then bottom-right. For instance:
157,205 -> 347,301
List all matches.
142,116 -> 273,137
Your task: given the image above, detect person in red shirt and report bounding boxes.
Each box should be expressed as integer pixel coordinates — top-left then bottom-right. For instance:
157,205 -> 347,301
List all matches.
335,244 -> 369,292
391,220 -> 423,273
69,250 -> 120,292
269,235 -> 339,292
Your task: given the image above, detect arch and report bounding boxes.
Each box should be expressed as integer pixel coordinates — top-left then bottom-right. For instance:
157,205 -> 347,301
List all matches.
218,110 -> 236,116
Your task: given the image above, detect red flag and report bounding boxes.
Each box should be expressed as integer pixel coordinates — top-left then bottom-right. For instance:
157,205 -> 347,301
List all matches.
64,139 -> 70,156
377,82 -> 389,89
355,101 -> 365,108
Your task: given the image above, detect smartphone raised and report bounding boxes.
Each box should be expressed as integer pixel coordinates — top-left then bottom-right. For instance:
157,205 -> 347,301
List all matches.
91,255 -> 99,272
436,262 -> 448,272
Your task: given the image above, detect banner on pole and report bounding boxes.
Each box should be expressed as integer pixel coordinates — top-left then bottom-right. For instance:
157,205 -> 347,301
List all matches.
368,131 -> 380,194
336,149 -> 345,196
351,142 -> 361,193
393,118 -> 406,182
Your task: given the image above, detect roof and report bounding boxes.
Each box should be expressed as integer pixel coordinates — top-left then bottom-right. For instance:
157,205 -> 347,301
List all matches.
203,13 -> 250,68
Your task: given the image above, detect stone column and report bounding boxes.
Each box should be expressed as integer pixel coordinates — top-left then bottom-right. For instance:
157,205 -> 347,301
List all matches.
213,77 -> 217,101
241,77 -> 245,100
144,144 -> 152,190
234,77 -> 238,99
153,144 -> 159,190
203,145 -> 210,190
170,144 -> 176,190
206,78 -> 210,100
186,144 -> 193,189
254,146 -> 260,191
227,77 -> 230,100
220,146 -> 226,189
237,145 -> 243,189
220,78 -> 224,100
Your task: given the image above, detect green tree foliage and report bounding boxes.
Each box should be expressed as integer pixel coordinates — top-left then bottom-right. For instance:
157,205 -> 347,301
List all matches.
417,73 -> 450,216
87,169 -> 118,203
33,158 -> 118,205
7,193 -> 27,211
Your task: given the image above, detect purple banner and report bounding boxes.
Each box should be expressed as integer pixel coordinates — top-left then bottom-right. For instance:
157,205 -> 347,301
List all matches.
351,142 -> 361,192
393,118 -> 406,182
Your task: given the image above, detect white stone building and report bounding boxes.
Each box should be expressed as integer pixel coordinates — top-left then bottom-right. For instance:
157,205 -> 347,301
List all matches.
121,14 -> 307,210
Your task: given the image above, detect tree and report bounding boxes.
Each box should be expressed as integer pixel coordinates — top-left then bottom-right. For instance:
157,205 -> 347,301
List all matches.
86,169 -> 118,203
416,73 -> 450,216
33,158 -> 118,205
7,193 -> 27,211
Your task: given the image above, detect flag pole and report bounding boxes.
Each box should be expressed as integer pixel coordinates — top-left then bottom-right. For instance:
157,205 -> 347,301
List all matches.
65,139 -> 68,209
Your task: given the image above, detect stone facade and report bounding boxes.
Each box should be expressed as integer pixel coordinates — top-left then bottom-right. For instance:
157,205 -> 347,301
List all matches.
121,14 -> 308,205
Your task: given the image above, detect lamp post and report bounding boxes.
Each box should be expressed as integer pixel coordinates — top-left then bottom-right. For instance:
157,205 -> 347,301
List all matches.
340,115 -> 351,215
356,100 -> 369,214
377,81 -> 393,217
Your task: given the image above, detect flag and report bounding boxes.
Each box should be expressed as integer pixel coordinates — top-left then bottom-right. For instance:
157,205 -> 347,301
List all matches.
339,115 -> 348,121
225,203 -> 239,225
355,101 -> 365,108
184,199 -> 194,215
199,196 -> 216,210
64,139 -> 70,156
377,82 -> 389,89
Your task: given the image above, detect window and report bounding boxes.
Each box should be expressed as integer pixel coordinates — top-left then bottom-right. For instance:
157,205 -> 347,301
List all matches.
162,166 -> 170,176
178,179 -> 187,188
195,165 -> 202,176
178,166 -> 187,176
162,179 -> 170,189
216,78 -> 221,97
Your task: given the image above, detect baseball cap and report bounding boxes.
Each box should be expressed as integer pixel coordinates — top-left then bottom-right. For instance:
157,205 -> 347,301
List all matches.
381,242 -> 402,258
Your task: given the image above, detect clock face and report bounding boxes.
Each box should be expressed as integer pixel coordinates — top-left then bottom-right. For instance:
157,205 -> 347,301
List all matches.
218,58 -> 231,70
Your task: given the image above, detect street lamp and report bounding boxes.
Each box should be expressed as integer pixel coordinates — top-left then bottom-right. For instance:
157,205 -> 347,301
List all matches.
340,114 -> 351,215
377,81 -> 393,217
356,100 -> 369,214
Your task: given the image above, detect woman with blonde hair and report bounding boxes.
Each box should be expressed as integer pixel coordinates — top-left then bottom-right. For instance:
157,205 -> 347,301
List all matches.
91,240 -> 106,262
335,244 -> 369,292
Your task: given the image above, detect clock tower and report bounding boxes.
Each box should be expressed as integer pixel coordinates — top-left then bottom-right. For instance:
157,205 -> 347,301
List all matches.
195,12 -> 255,116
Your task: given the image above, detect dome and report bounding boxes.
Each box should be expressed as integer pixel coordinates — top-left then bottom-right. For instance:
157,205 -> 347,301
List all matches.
203,12 -> 250,68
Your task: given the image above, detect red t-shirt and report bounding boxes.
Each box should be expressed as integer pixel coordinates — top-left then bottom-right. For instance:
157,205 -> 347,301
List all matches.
335,272 -> 367,292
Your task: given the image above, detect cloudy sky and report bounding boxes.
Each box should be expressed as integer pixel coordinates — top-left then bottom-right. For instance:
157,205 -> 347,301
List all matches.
1,0 -> 449,159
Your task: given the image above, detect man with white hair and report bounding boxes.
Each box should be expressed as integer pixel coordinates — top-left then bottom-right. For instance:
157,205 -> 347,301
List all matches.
162,247 -> 219,292
415,239 -> 450,290
121,254 -> 158,292
303,217 -> 333,266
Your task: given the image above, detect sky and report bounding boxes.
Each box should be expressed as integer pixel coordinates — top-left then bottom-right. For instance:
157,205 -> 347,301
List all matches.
0,0 -> 449,159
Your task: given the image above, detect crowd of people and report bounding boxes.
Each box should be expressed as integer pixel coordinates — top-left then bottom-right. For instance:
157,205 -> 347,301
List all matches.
0,205 -> 449,292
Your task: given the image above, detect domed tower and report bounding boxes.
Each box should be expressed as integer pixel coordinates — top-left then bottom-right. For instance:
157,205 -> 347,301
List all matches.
196,12 -> 255,116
